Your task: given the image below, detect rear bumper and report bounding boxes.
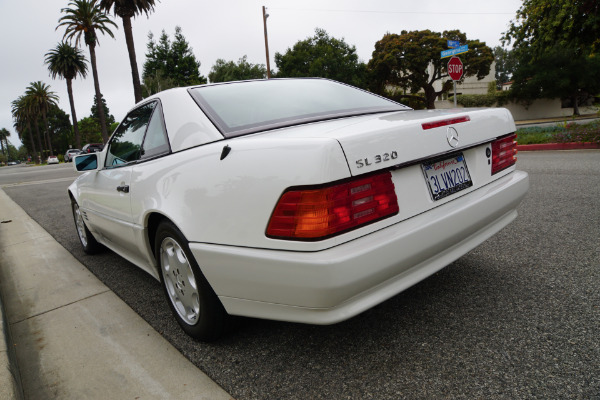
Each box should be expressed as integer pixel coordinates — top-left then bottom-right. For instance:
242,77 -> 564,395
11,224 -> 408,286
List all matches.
190,170 -> 529,325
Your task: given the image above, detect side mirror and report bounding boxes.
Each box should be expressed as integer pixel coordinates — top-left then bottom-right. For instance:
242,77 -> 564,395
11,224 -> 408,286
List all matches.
73,153 -> 99,172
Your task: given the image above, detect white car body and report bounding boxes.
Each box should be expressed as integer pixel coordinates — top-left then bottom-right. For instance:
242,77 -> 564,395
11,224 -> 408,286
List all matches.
69,79 -> 528,337
47,156 -> 59,165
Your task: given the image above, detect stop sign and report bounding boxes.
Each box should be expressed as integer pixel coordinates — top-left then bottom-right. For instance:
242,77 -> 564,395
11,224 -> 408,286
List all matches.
447,56 -> 463,81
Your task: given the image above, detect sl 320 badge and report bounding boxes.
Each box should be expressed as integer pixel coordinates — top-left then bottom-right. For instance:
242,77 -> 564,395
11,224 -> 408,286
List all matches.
355,151 -> 398,168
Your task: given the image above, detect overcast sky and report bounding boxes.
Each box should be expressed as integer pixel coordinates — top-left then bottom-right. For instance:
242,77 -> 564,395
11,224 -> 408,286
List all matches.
0,0 -> 522,148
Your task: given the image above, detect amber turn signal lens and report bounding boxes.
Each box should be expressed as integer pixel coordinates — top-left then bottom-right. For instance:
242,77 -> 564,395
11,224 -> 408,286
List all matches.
267,171 -> 399,240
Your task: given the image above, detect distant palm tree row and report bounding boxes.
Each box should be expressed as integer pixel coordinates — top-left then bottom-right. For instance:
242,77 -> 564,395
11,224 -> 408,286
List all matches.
11,82 -> 59,162
10,0 -> 156,163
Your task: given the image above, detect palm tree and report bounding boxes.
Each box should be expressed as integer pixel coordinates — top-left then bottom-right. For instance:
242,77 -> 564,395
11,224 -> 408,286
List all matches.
11,96 -> 39,163
58,0 -> 117,144
25,82 -> 59,157
99,0 -> 157,103
0,128 -> 10,158
45,42 -> 88,150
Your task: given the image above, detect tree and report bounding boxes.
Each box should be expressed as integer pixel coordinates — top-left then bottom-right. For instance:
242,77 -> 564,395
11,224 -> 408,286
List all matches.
46,105 -> 74,155
141,70 -> 176,98
208,55 -> 267,83
510,47 -> 600,115
45,42 -> 88,149
502,0 -> 600,115
503,0 -> 600,60
99,0 -> 157,103
493,46 -> 518,90
170,26 -> 206,86
58,0 -> 117,144
0,128 -> 10,158
142,26 -> 207,96
0,141 -> 18,165
77,116 -> 103,144
11,96 -> 39,163
91,94 -> 116,126
368,30 -> 493,109
275,28 -> 367,88
142,31 -> 174,96
16,146 -> 29,163
25,81 -> 59,156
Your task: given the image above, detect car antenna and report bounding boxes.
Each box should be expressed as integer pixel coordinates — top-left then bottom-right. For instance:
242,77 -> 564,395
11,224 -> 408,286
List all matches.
220,145 -> 232,160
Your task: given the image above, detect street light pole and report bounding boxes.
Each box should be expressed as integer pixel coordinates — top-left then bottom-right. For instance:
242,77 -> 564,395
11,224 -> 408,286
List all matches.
262,6 -> 271,79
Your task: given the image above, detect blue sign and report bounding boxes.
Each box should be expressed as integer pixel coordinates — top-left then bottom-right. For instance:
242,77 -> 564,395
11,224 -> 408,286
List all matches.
447,40 -> 460,49
441,45 -> 469,58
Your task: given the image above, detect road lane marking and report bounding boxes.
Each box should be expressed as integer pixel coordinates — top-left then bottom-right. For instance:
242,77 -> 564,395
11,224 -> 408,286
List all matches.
0,177 -> 77,188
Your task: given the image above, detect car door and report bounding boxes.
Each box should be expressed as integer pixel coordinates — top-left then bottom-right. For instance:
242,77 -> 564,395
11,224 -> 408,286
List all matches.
83,102 -> 157,257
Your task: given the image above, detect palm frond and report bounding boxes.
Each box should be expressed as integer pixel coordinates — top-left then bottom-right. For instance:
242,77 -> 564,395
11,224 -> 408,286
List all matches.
45,42 -> 88,81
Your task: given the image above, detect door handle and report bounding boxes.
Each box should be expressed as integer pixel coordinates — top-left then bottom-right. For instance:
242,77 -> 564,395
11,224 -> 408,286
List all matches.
116,185 -> 130,193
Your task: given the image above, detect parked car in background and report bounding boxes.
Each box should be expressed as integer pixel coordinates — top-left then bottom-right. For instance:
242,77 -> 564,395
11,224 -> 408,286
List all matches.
69,78 -> 529,341
82,143 -> 103,153
65,149 -> 81,162
47,156 -> 59,165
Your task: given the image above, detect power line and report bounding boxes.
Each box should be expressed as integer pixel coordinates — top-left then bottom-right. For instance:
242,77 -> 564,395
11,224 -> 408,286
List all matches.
269,7 -> 514,16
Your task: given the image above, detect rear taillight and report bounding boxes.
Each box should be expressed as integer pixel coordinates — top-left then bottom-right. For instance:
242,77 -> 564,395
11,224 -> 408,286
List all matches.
266,171 -> 399,240
491,133 -> 517,175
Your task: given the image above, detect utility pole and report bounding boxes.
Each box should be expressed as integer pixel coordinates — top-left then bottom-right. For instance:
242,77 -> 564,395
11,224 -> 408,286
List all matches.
262,6 -> 271,78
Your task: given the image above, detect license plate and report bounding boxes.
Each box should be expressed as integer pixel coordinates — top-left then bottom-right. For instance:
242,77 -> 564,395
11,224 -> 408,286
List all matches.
422,153 -> 473,201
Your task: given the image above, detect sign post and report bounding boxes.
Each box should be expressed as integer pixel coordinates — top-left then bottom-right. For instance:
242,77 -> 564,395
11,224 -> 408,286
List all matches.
447,56 -> 464,107
441,42 -> 468,107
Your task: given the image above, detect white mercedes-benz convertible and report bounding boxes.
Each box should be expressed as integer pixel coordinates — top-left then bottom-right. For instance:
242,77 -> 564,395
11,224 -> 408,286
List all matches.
70,78 -> 529,341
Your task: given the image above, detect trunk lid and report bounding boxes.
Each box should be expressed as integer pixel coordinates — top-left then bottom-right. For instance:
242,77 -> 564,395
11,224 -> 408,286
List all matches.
336,108 -> 515,176
265,108 -> 516,176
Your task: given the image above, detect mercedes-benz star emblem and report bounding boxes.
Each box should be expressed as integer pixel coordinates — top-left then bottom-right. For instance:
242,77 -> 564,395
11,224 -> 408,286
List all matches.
447,127 -> 459,148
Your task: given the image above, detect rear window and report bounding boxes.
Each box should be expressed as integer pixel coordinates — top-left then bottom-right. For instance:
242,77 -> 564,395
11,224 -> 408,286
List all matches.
188,78 -> 410,137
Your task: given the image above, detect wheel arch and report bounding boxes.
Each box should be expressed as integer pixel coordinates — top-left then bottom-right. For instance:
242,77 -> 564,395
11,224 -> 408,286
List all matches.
145,212 -> 189,269
68,189 -> 76,203
146,212 -> 168,263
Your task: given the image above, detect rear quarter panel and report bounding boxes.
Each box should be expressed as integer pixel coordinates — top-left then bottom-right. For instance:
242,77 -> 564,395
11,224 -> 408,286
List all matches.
129,136 -> 351,250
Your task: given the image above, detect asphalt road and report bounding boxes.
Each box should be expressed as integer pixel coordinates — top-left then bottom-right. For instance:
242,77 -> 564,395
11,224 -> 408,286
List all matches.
2,151 -> 599,399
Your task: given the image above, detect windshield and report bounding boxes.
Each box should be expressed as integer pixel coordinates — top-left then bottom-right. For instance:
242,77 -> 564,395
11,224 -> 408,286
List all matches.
188,79 -> 410,137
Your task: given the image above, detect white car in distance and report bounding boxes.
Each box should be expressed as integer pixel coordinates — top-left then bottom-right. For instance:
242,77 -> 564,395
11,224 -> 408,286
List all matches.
70,78 -> 529,341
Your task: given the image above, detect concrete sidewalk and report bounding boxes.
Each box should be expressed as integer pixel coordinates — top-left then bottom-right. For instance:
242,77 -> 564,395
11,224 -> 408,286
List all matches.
514,113 -> 598,126
0,189 -> 233,400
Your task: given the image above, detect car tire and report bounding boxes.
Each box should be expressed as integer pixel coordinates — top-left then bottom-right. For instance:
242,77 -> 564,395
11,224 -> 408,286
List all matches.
71,200 -> 102,254
155,220 -> 227,341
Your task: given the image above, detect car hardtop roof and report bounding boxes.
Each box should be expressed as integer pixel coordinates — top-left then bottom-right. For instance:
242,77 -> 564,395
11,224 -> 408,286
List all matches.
147,77 -> 365,98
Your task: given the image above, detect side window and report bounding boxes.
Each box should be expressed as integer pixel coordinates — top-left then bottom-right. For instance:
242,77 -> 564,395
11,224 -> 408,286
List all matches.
140,103 -> 170,159
105,102 -> 156,167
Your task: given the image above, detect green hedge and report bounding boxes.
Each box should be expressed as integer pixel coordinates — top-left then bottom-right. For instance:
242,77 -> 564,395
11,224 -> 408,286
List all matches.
452,91 -> 511,107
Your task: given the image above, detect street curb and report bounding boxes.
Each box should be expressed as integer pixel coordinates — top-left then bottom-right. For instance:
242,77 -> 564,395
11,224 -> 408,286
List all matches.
517,142 -> 600,151
0,291 -> 24,400
0,188 -> 233,400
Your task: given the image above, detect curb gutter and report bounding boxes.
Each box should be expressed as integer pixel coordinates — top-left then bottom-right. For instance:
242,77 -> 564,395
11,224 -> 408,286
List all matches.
0,291 -> 24,400
517,142 -> 600,151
